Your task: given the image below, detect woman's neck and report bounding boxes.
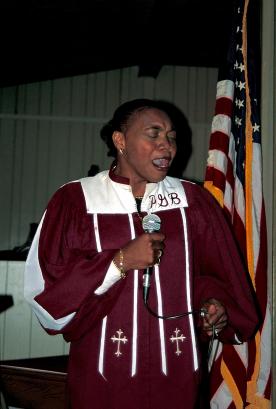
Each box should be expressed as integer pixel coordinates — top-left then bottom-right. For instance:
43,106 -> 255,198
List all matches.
114,162 -> 146,198
129,180 -> 146,198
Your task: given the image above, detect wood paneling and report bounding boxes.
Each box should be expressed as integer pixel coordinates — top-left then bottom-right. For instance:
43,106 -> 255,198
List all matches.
0,356 -> 68,409
0,262 -> 69,360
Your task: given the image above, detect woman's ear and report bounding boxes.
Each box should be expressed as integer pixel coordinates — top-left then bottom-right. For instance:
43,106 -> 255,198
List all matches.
112,131 -> 125,154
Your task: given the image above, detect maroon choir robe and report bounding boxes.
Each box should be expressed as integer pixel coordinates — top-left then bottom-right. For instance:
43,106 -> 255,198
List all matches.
24,168 -> 259,409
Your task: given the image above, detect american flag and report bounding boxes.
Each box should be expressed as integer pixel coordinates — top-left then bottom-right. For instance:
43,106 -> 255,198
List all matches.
204,0 -> 271,407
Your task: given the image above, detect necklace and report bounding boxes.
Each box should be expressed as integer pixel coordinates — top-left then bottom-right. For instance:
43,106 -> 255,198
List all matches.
135,197 -> 143,222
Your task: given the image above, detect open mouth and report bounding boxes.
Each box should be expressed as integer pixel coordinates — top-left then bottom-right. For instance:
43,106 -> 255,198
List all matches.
152,157 -> 171,170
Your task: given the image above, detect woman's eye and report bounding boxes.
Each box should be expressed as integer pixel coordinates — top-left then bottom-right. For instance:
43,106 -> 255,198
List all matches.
147,132 -> 158,138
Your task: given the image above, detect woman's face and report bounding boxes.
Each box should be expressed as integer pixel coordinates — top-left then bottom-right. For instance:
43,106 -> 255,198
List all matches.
114,108 -> 177,186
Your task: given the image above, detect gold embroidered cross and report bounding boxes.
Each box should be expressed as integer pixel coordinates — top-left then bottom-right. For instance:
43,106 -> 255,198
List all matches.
170,328 -> 186,356
111,329 -> 128,357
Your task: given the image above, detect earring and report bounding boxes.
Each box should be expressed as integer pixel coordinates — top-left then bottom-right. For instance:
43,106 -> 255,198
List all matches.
119,148 -> 124,155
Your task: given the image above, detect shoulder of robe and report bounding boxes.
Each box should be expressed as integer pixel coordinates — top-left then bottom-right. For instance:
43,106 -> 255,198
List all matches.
47,180 -> 87,212
180,179 -> 222,211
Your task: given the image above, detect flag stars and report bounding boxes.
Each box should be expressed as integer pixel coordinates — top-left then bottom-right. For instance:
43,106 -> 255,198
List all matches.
236,44 -> 243,52
237,81 -> 246,90
252,123 -> 260,132
235,116 -> 242,127
238,63 -> 245,72
235,98 -> 244,109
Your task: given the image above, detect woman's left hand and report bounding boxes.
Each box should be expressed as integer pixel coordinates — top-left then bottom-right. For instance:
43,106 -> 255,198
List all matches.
201,298 -> 228,337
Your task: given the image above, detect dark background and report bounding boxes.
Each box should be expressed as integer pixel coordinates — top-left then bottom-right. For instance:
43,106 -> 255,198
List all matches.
0,0 -> 235,87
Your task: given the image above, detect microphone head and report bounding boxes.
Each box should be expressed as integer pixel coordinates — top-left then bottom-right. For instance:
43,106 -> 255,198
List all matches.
142,214 -> 161,233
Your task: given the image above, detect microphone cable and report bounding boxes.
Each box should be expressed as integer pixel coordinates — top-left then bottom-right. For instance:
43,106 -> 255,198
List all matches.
140,213 -> 217,361
144,297 -> 204,321
143,292 -> 217,362
141,214 -> 204,321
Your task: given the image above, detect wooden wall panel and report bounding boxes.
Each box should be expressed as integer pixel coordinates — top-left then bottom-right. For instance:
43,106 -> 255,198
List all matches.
2,262 -> 31,359
174,66 -> 190,116
0,86 -> 17,113
86,73 -> 97,116
9,121 -> 25,248
35,122 -> 52,220
0,262 -> 8,360
0,261 -> 68,360
0,120 -> 16,249
155,66 -> 175,102
105,70 -> 121,116
29,314 -> 67,359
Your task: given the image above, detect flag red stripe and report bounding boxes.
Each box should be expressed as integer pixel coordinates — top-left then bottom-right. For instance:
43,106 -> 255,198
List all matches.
205,168 -> 226,193
222,345 -> 247,401
226,159 -> 234,189
215,97 -> 233,117
209,132 -> 229,153
209,353 -> 224,397
246,338 -> 257,380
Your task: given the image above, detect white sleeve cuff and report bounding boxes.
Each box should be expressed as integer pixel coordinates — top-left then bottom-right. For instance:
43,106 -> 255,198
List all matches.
94,261 -> 121,295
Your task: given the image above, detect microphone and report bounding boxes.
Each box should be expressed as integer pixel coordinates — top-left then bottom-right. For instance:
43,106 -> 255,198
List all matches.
142,213 -> 161,303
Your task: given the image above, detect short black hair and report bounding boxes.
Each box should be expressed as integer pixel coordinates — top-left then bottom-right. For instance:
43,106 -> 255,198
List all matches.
100,98 -> 174,158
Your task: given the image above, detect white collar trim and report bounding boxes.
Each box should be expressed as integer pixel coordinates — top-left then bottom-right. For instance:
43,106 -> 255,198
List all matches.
80,171 -> 188,214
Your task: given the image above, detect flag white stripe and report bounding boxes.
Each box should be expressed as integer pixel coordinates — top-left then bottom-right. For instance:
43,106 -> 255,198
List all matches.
258,306 -> 272,394
234,177 -> 245,223
211,114 -> 232,137
223,180 -> 233,216
252,143 -> 262,273
216,79 -> 235,100
211,381 -> 233,409
234,343 -> 248,368
228,132 -> 236,166
207,149 -> 229,174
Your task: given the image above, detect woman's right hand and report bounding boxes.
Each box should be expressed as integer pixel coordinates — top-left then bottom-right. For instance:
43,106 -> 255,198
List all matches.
114,232 -> 165,272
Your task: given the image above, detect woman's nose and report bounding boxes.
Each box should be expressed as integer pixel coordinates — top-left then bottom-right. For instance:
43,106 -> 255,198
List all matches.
158,136 -> 173,150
